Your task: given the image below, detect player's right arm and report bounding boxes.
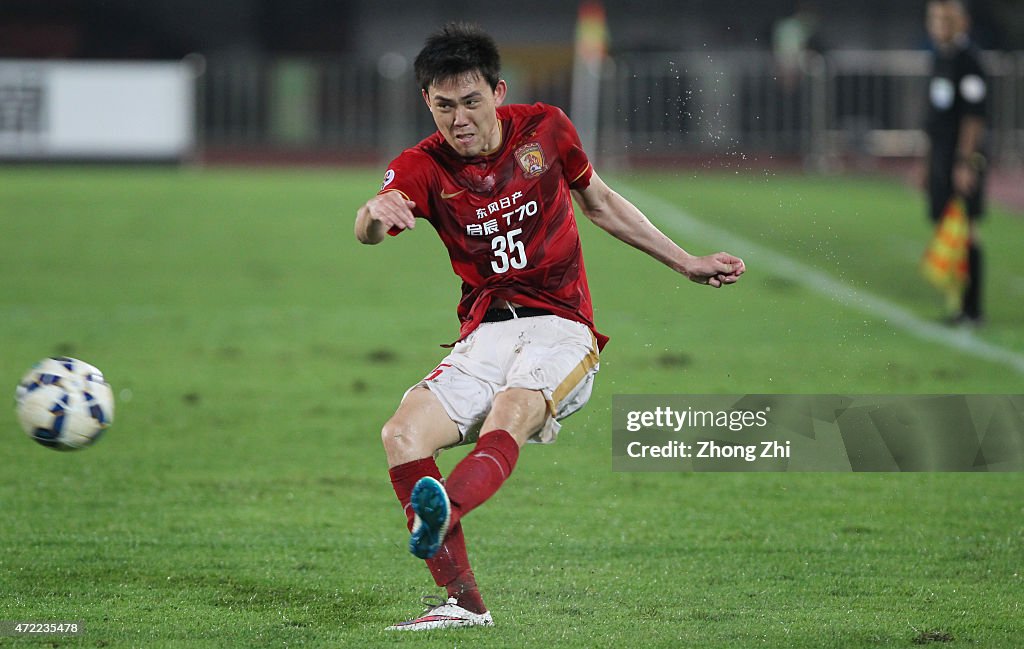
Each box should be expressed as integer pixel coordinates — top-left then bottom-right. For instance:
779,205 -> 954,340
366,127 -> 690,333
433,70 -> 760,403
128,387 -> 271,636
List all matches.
356,151 -> 432,244
355,190 -> 418,245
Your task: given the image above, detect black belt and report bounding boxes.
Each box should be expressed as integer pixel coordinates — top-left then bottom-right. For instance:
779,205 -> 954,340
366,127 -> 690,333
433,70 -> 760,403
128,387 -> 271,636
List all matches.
482,307 -> 553,323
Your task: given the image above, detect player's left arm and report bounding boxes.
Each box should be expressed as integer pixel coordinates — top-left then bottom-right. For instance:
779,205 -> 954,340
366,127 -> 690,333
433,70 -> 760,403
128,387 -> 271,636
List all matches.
572,171 -> 745,287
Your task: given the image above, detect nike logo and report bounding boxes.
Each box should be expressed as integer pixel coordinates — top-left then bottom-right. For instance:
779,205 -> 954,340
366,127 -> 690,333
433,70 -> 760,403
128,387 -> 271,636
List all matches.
440,189 -> 466,200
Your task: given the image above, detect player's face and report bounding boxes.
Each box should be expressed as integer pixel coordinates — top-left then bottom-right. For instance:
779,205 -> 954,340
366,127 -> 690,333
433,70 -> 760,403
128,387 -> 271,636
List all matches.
927,2 -> 966,48
424,72 -> 507,157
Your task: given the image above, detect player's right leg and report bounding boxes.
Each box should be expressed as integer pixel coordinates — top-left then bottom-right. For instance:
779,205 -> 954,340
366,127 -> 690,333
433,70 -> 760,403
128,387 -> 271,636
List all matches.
381,387 -> 491,628
382,387 -> 460,560
381,386 -> 460,468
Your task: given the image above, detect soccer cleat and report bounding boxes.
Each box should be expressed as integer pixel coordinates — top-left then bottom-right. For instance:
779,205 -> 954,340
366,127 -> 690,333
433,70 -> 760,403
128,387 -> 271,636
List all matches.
386,596 -> 493,631
409,476 -> 451,559
947,312 -> 985,328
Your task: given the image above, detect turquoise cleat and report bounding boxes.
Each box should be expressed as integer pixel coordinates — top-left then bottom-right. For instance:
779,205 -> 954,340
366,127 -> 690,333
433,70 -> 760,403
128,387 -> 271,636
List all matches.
409,476 -> 452,559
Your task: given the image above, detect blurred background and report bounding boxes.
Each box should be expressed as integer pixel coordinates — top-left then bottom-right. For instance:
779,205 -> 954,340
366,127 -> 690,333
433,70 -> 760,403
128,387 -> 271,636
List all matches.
1,0 -> 1022,180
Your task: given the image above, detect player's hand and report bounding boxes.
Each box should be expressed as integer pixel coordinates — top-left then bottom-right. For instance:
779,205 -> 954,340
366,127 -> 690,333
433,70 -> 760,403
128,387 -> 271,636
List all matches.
365,190 -> 418,232
682,252 -> 745,288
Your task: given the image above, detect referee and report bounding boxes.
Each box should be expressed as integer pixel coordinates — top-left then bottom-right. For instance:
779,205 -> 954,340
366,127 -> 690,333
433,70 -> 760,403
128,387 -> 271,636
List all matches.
923,0 -> 988,325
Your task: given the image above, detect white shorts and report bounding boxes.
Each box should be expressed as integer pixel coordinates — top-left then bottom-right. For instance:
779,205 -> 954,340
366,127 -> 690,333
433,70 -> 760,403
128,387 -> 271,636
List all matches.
404,315 -> 600,446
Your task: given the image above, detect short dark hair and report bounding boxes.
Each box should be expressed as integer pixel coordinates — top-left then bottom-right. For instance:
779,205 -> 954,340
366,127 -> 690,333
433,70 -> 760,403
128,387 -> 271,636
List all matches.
414,23 -> 501,93
928,0 -> 968,15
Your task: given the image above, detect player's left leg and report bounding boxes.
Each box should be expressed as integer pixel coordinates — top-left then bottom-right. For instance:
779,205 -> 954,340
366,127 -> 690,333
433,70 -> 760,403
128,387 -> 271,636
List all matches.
419,315 -> 599,539
404,388 -> 544,610
480,387 -> 549,444
405,386 -> 546,540
404,316 -> 597,628
441,387 -> 545,518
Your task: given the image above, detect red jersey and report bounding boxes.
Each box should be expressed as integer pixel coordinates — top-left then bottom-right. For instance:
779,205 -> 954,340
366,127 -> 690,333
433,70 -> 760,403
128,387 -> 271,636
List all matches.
378,103 -> 608,349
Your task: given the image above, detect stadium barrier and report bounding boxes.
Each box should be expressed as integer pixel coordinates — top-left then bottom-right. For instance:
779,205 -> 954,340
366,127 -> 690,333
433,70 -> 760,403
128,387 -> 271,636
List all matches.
601,49 -> 1021,167
0,59 -> 198,161
12,50 -> 1014,166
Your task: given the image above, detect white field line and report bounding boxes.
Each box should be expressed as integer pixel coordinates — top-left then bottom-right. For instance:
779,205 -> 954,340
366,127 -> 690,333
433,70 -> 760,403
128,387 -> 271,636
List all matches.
619,182 -> 1024,376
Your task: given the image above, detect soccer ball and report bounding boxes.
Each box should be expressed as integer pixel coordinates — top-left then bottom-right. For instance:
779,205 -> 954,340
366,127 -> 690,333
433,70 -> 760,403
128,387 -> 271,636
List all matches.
14,357 -> 115,451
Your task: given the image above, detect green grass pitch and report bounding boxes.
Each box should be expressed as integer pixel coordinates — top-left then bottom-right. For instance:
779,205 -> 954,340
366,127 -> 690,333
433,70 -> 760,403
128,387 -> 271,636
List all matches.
1,166 -> 1022,647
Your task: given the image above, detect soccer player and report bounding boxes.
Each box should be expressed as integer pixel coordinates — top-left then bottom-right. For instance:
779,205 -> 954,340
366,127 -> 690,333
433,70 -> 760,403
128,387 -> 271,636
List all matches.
355,23 -> 745,631
922,0 -> 988,325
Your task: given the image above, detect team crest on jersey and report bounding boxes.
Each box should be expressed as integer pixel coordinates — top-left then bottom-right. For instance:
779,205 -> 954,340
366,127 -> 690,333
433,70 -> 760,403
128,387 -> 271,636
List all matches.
515,142 -> 548,178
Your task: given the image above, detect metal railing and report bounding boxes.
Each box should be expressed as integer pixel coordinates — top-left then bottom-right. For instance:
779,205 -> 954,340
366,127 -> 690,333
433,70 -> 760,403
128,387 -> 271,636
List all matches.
198,50 -> 1024,166
602,50 -> 1022,166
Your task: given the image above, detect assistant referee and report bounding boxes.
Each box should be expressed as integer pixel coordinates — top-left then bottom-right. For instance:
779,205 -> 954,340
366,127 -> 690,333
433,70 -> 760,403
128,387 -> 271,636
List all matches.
922,0 -> 989,325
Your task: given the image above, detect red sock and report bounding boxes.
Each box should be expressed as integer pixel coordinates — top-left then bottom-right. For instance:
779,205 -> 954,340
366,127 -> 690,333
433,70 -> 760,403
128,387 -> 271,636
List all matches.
445,429 -> 520,530
388,457 -> 440,532
429,529 -> 485,614
388,458 -> 487,614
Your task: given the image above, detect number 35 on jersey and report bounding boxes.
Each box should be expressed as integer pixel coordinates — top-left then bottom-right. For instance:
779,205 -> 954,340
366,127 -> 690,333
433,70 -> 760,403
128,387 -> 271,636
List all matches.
463,197 -> 539,275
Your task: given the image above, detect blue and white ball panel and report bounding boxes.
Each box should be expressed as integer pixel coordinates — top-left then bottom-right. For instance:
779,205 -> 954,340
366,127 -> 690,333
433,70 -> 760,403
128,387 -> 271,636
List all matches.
14,356 -> 115,450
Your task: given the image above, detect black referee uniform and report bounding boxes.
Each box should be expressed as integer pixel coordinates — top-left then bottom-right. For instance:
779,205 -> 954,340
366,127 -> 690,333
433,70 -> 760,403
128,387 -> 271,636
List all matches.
924,35 -> 988,320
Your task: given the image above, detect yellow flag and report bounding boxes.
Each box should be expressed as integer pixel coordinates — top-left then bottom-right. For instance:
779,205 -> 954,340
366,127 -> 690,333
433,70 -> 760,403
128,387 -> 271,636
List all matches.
575,1 -> 608,66
921,198 -> 969,301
